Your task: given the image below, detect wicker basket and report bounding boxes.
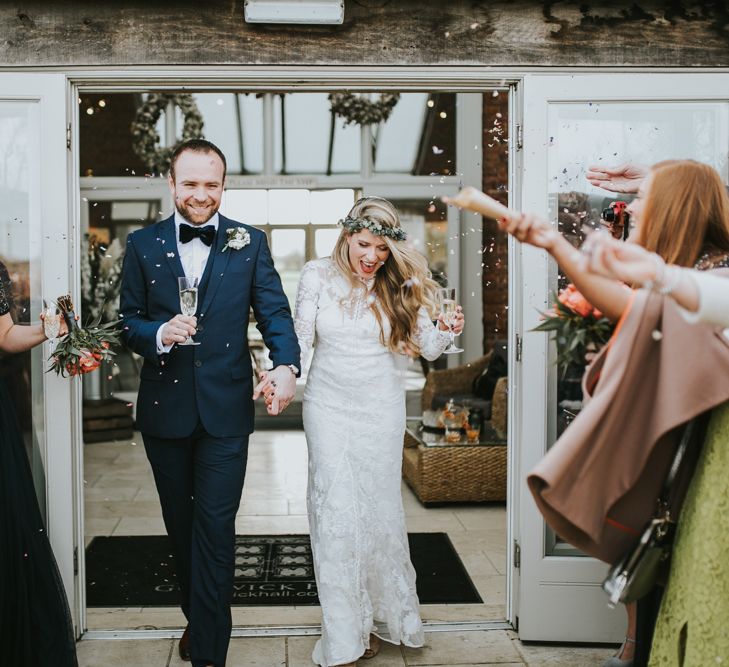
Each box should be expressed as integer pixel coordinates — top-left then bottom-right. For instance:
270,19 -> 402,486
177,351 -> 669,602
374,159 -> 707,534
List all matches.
402,429 -> 507,504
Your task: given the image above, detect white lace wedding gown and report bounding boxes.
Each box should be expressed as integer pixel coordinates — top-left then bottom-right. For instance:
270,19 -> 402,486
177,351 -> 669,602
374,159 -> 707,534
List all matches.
294,258 -> 451,667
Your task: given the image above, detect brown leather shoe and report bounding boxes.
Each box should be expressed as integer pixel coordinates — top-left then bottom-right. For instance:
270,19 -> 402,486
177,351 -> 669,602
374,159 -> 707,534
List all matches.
178,625 -> 191,661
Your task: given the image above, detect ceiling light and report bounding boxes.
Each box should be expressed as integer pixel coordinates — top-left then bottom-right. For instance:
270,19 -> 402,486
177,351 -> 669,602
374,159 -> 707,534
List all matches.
244,0 -> 344,25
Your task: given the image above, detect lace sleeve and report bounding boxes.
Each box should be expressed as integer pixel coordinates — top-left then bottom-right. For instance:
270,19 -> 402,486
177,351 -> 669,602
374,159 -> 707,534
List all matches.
0,262 -> 10,317
294,261 -> 321,368
412,306 -> 450,361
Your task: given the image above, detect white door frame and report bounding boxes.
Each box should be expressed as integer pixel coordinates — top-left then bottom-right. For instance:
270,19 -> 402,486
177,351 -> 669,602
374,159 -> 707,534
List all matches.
66,70 -> 520,639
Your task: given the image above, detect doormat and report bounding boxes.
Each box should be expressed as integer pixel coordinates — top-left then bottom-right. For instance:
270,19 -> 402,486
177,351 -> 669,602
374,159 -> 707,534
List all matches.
85,533 -> 482,607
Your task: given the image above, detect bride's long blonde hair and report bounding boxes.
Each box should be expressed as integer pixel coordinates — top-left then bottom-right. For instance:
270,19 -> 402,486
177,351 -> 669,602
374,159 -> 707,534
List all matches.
332,196 -> 440,354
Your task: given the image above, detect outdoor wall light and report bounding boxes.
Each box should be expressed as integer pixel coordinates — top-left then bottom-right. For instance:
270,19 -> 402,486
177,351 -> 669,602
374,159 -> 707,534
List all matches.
244,0 -> 344,25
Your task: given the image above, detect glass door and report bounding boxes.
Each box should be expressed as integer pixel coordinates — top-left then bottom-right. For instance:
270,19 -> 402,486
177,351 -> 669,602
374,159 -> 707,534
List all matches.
0,74 -> 74,626
514,73 -> 729,641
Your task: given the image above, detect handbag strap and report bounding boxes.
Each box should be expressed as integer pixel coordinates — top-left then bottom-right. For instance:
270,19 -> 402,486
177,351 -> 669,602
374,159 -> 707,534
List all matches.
656,418 -> 698,519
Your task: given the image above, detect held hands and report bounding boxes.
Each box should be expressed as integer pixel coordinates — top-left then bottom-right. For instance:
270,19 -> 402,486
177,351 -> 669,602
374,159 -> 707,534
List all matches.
586,162 -> 647,194
161,314 -> 197,346
253,365 -> 297,416
438,305 -> 465,334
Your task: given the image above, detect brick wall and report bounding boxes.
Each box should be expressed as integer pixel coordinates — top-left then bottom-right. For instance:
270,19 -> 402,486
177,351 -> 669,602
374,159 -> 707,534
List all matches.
481,92 -> 509,354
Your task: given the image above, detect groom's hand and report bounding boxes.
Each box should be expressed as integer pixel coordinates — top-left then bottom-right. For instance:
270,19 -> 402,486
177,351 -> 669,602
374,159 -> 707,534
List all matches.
161,315 -> 197,346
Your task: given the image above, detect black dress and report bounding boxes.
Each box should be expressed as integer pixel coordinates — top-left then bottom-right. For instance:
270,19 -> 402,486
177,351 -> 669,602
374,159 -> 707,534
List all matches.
0,263 -> 78,666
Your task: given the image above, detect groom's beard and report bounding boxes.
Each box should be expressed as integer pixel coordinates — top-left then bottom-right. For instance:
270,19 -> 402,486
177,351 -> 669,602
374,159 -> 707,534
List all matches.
175,198 -> 220,226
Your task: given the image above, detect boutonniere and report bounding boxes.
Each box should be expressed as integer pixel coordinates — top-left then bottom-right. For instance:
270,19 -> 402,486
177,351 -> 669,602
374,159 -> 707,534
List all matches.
222,227 -> 251,252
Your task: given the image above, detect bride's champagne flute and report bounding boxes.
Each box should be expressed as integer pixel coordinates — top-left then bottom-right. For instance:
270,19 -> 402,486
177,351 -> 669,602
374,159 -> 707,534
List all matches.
178,276 -> 201,346
438,287 -> 463,354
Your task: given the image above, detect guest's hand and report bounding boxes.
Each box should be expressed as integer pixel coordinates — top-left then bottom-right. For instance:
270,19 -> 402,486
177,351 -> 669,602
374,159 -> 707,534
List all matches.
161,314 -> 197,346
39,312 -> 69,338
580,232 -> 661,285
586,162 -> 647,194
498,213 -> 559,251
438,305 -> 464,334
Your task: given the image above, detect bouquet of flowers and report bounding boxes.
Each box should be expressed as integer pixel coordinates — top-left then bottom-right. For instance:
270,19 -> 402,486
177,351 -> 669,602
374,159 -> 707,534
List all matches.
48,295 -> 121,377
533,283 -> 614,374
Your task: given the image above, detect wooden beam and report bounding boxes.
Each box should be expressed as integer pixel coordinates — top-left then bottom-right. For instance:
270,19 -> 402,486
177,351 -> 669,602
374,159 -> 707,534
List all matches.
3,1 -> 729,68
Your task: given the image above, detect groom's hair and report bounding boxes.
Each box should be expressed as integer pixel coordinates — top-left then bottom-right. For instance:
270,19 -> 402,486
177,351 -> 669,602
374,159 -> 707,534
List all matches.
169,139 -> 227,182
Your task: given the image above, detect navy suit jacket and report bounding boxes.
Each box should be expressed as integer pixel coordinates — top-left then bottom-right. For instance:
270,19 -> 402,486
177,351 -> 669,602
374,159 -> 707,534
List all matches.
119,214 -> 300,439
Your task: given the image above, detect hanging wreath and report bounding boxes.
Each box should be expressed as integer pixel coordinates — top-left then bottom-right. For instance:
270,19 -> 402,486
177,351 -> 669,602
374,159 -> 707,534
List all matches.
131,93 -> 205,175
328,92 -> 400,126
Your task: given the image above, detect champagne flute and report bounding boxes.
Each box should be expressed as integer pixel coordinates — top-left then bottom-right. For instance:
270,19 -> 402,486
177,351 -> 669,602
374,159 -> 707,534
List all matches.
178,276 -> 200,346
438,287 -> 463,354
42,299 -> 61,342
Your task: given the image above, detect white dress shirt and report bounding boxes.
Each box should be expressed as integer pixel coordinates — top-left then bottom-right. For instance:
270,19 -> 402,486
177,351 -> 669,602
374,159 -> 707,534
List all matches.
156,212 -> 220,353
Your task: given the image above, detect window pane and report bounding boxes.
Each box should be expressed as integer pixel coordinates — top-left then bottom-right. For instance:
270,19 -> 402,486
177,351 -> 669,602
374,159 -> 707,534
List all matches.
275,93 -> 361,175
0,101 -> 48,519
268,189 -> 310,225
283,93 -> 330,173
315,228 -> 340,258
311,189 -> 355,225
375,93 -> 428,173
375,92 -> 457,176
545,100 -> 729,557
329,115 -> 361,174
220,189 -> 267,226
192,94 -> 242,174
271,229 -> 306,308
238,93 -> 264,174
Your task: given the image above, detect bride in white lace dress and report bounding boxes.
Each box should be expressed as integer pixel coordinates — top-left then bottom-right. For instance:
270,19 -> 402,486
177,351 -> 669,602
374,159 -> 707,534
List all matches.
289,197 -> 463,667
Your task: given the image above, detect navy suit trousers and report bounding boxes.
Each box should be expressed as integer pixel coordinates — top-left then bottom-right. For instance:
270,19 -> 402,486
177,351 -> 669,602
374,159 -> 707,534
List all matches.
143,424 -> 248,667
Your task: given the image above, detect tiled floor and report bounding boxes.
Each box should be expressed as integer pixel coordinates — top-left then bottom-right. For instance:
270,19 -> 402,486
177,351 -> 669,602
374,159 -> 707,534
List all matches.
81,429 -> 614,665
84,429 -> 506,629
76,631 -> 614,666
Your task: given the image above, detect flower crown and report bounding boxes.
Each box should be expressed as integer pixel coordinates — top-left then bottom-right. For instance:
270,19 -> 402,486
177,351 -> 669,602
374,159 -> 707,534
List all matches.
338,216 -> 407,241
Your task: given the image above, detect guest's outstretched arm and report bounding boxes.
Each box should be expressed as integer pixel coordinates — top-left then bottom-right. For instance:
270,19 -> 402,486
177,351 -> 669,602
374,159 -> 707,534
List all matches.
497,212 -> 631,322
443,188 -> 631,321
581,233 -> 729,328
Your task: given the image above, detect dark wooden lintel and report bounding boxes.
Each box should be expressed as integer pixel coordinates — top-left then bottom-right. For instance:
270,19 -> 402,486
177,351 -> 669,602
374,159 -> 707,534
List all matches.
1,1 -> 728,68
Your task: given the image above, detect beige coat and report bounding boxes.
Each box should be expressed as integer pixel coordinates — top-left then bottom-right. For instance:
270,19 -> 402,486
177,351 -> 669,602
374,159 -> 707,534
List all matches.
528,287 -> 729,563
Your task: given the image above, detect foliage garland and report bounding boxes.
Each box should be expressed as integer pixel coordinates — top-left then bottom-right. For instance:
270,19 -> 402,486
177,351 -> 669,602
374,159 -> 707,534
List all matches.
328,92 -> 400,126
131,93 -> 205,174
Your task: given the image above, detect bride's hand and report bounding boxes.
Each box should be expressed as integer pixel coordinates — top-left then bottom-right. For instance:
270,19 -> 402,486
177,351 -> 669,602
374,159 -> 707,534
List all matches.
438,306 -> 464,333
253,371 -> 275,401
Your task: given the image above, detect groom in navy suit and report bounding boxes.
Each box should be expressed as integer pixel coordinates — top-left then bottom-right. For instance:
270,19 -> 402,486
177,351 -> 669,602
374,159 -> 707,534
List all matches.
120,140 -> 300,667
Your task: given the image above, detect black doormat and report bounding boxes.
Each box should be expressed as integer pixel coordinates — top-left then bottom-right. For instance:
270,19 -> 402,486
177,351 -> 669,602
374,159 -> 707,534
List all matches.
86,533 -> 482,607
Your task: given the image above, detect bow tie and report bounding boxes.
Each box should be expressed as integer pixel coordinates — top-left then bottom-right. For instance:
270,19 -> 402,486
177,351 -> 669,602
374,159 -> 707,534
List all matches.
179,224 -> 216,246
